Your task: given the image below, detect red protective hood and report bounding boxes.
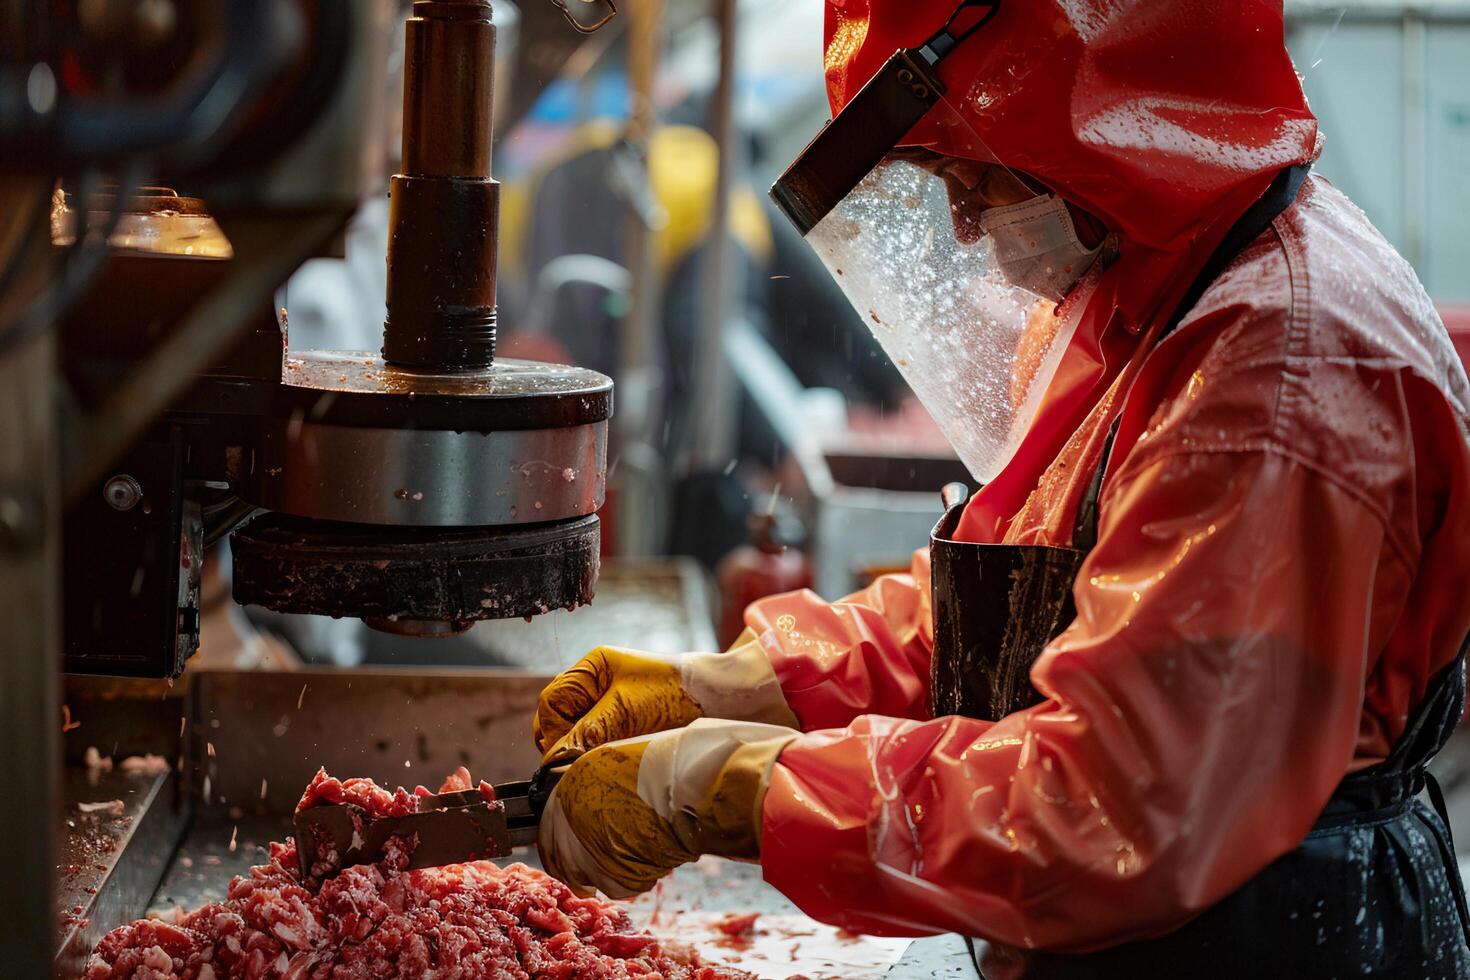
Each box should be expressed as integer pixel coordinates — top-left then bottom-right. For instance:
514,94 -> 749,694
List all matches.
825,0 -> 1318,257
822,0 -> 1320,541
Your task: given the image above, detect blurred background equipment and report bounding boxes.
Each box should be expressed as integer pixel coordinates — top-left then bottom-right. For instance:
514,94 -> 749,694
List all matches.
1284,0 -> 1469,304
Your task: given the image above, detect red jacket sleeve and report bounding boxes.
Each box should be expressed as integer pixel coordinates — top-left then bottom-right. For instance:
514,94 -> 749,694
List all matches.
743,548 -> 934,732
759,448 -> 1385,951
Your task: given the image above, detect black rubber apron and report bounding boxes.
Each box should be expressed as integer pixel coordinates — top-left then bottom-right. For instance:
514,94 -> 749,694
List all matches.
929,165 -> 1470,977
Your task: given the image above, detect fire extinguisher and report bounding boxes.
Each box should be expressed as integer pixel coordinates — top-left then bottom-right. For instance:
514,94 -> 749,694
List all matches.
716,512 -> 812,649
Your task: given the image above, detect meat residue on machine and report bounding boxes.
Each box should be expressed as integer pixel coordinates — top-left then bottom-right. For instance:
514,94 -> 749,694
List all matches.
85,769 -> 756,980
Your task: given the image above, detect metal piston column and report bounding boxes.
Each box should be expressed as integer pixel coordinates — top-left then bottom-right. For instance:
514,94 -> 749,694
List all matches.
383,0 -> 500,370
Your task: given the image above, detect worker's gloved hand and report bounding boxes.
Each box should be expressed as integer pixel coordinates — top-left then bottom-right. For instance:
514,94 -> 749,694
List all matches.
534,630 -> 798,765
538,719 -> 799,898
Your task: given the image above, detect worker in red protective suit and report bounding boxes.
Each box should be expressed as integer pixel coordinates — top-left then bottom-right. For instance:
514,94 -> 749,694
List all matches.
534,2 -> 1470,976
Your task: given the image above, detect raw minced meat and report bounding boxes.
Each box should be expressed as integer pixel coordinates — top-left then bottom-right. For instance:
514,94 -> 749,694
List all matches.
295,766 -> 497,819
86,771 -> 753,980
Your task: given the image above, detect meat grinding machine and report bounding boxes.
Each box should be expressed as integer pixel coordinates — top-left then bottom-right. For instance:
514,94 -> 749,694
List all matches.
0,0 -> 621,972
69,0 -> 613,673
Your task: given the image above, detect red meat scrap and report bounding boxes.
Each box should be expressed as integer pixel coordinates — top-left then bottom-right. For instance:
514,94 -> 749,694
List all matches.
436,766 -> 474,793
713,913 -> 759,939
88,770 -> 755,980
295,768 -> 418,819
709,912 -> 761,953
432,764 -> 499,806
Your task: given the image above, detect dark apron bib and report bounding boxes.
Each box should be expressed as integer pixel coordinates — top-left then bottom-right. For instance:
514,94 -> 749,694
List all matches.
929,164 -> 1470,977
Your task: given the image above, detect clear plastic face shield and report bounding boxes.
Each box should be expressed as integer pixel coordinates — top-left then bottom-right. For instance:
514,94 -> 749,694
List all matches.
771,2 -> 1101,482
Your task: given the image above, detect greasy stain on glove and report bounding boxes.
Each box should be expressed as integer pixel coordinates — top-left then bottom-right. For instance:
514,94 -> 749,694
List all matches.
535,647 -> 704,764
539,738 -> 702,898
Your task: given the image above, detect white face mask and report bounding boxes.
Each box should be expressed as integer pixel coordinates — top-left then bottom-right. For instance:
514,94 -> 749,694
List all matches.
978,194 -> 1102,302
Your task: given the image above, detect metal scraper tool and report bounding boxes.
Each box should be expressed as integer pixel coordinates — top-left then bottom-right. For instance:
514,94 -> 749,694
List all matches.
293,767 -> 563,879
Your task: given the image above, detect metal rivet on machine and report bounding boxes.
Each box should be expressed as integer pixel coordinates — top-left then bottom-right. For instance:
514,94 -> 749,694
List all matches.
103,474 -> 144,511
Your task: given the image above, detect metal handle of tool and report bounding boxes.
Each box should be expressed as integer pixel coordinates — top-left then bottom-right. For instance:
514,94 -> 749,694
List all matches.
529,763 -> 567,818
916,0 -> 1001,66
422,766 -> 561,822
941,481 -> 971,512
492,762 -> 568,847
546,0 -> 618,34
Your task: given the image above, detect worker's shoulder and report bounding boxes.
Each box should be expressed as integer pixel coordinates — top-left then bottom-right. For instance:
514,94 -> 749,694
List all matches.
1134,176 -> 1469,521
1166,174 -> 1467,422
1183,175 -> 1460,384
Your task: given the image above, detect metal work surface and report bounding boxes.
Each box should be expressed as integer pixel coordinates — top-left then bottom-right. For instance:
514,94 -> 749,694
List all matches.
886,936 -> 982,977
148,813 -> 289,915
187,668 -> 553,815
56,768 -> 188,979
64,576 -> 938,980
146,813 -> 801,920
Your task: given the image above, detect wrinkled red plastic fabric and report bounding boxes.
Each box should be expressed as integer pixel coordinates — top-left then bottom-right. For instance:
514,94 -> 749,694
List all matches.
746,550 -> 933,733
750,0 -> 1470,954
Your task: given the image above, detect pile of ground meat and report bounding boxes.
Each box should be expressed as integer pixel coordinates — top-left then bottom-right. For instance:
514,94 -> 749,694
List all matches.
85,770 -> 756,980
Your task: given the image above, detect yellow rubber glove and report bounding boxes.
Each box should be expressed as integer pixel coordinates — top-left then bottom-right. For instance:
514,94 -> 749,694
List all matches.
534,647 -> 701,765
534,632 -> 798,765
537,719 -> 798,899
